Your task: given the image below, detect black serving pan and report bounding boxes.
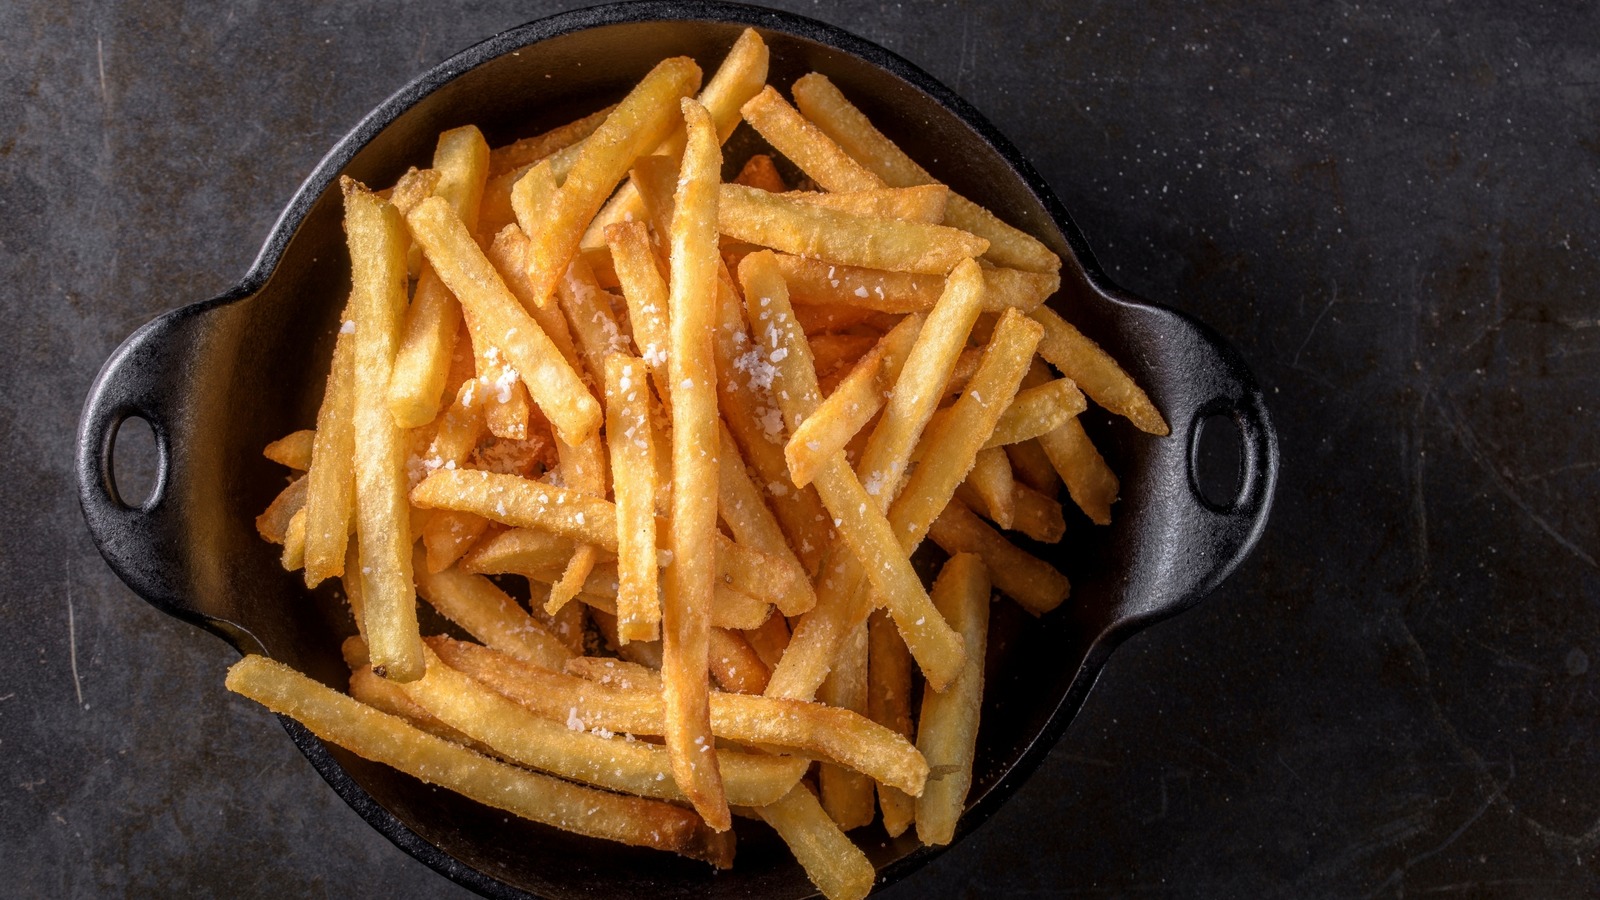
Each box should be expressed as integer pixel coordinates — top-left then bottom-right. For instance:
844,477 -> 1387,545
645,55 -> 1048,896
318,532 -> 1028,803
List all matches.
74,3 -> 1278,897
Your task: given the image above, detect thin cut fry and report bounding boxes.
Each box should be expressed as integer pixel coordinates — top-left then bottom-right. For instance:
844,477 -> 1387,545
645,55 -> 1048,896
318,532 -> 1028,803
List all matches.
868,609 -> 916,837
717,424 -> 816,614
303,319 -> 356,586
983,376 -> 1088,448
488,104 -> 616,176
263,429 -> 314,470
343,179 -> 423,681
255,475 -> 306,545
1007,438 -> 1062,496
740,85 -> 880,193
411,547 -> 572,670
928,499 -> 1069,615
1030,305 -> 1167,435
605,221 -> 674,403
966,446 -> 1017,531
280,508 -> 306,571
707,628 -> 771,695
420,510 -> 490,573
783,185 -> 948,223
915,552 -> 990,846
718,183 -> 987,275
818,621 -> 874,831
791,72 -> 1060,274
770,253 -> 1058,315
733,153 -> 787,192
605,353 -> 661,643
406,196 -> 601,444
224,655 -> 730,865
661,97 -> 729,831
1038,415 -> 1120,526
756,784 -> 875,900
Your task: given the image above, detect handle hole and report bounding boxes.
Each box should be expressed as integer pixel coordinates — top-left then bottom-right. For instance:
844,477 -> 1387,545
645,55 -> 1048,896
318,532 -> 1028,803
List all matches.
1191,412 -> 1245,512
110,414 -> 162,510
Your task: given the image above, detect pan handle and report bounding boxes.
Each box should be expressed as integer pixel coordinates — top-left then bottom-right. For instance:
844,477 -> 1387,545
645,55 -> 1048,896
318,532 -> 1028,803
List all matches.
76,301 -> 225,627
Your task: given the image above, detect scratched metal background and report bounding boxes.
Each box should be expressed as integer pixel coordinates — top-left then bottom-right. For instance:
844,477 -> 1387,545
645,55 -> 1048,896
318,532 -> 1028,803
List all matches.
4,1 -> 1599,896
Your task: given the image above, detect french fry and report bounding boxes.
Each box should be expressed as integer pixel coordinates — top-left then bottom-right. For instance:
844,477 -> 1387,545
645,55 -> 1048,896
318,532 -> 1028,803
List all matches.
605,221 -> 674,403
717,424 -> 816,613
818,621 -> 875,830
555,256 -> 633,389
589,609 -> 666,670
783,185 -> 949,223
486,224 -> 586,371
1039,415 -> 1120,526
413,470 -> 617,547
420,510 -> 490,573
756,784 -> 875,900
928,499 -> 1068,615
1009,481 -> 1068,543
707,628 -> 771,695
255,476 -> 306,544
740,85 -> 880,193
791,73 -> 1060,275
770,253 -> 1058,315
733,153 -> 787,192
224,655 -> 731,865
348,665 -> 487,753
405,196 -> 601,444
868,609 -> 916,837
856,257 -> 985,504
1031,305 -> 1167,435
432,637 -> 927,794
388,126 -> 490,430
546,427 -> 609,615
302,320 -> 356,586
914,552 -> 990,846
516,57 -> 702,307
343,179 -> 423,682
263,429 -> 314,470
662,97 -> 729,831
966,446 -> 1017,531
739,250 -> 965,692
280,508 -> 306,571
401,645 -> 803,807
605,353 -> 661,643
1006,438 -> 1062,496
718,183 -> 987,275
488,104 -> 617,177
805,333 -> 882,375
983,376 -> 1087,448
743,611 -> 791,669
411,547 -> 572,670
786,314 -> 922,489
385,166 -> 442,217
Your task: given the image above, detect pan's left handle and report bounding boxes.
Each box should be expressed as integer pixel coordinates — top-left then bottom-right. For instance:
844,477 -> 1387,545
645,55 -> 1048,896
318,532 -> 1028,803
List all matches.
76,303 -> 215,621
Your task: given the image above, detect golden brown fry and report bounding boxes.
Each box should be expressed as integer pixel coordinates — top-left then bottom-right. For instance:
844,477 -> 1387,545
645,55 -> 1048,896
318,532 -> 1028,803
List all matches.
224,655 -> 729,864
966,446 -> 1017,531
983,376 -> 1088,449
516,58 -> 703,307
1006,438 -> 1063,496
406,196 -> 601,444
662,97 -> 729,831
717,424 -> 815,614
486,224 -> 586,370
263,429 -> 314,470
914,552 -> 990,846
566,654 -> 663,691
432,637 -> 927,794
255,475 -> 307,545
411,547 -> 572,670
743,612 -> 791,670
280,508 -> 306,571
402,645 -> 803,807
605,221 -> 674,404
388,126 -> 490,430
733,153 -> 787,192
785,314 -> 922,489
817,621 -> 874,831
717,183 -> 987,275
928,499 -> 1068,615
791,72 -> 1060,274
782,185 -> 948,223
421,510 -> 491,573
343,179 -> 423,682
707,628 -> 771,695
413,470 -> 617,548
1009,481 -> 1068,543
556,256 -> 632,389
546,427 -> 609,615
1031,305 -> 1168,435
1039,415 -> 1120,526
770,253 -> 1057,315
606,353 -> 661,643
740,85 -> 880,193
756,784 -> 875,900
868,609 -> 916,837
303,320 -> 356,586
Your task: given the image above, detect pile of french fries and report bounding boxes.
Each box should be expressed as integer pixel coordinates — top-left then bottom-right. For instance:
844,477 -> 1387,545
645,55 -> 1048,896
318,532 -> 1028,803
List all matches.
244,29 -> 1166,900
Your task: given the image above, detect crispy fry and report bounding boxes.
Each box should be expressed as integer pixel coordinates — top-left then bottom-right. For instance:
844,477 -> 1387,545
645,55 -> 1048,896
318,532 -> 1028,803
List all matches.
605,221 -> 674,404
546,427 -> 609,615
915,553 -> 990,846
255,475 -> 307,544
432,637 -> 927,794
263,429 -> 314,470
606,353 -> 661,643
1031,305 -> 1168,435
740,85 -> 880,193
770,253 -> 1057,315
707,628 -> 771,695
868,609 -> 916,837
733,153 -> 787,192
818,621 -> 874,830
486,224 -> 586,370
421,510 -> 490,573
743,612 -> 791,669
966,446 -> 1017,531
411,547 -> 572,669
556,256 -> 632,389
488,104 -> 617,176
343,179 -> 423,681
718,183 -> 987,275
516,58 -> 703,307
406,196 -> 601,444
281,508 -> 306,571
1039,415 -> 1120,526
662,97 -> 729,830
929,499 -> 1068,615
566,654 -> 663,691
717,424 -> 815,614
791,73 -> 1060,274
983,376 -> 1087,448
1006,438 -> 1062,496
413,470 -> 617,547
782,186 -> 948,223
786,314 -> 922,489
225,655 -> 730,865
756,784 -> 875,900
302,320 -> 356,586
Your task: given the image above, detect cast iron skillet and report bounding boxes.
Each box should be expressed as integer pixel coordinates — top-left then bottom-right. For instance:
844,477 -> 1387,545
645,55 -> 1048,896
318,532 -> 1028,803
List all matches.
75,3 -> 1278,897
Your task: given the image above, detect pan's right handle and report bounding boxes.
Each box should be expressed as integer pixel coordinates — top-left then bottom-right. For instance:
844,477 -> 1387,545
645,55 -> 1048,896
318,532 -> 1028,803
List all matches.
76,304 -> 213,621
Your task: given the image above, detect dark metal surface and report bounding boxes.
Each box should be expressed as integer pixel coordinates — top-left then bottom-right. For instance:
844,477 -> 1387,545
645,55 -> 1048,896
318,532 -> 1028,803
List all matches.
6,1 -> 1598,897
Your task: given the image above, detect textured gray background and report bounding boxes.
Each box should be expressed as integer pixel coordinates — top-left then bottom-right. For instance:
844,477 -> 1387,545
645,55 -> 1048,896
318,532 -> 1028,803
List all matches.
5,0 -> 1600,897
